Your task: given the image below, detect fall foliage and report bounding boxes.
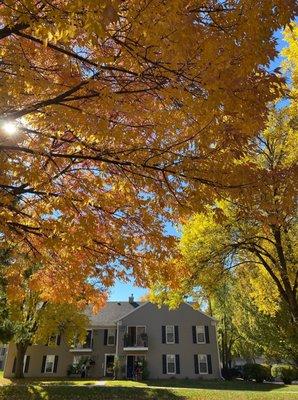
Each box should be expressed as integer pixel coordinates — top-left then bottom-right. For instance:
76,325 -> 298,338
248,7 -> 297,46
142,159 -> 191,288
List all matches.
150,19 -> 298,325
0,249 -> 88,378
185,274 -> 298,367
151,104 -> 297,322
0,1 -> 297,308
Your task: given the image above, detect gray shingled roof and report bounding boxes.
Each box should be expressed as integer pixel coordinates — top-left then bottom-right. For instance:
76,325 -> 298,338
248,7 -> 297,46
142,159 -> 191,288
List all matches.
86,301 -> 146,326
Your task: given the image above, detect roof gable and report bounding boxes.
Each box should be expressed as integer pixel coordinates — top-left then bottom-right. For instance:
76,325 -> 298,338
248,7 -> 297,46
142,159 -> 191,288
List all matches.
86,301 -> 216,327
86,301 -> 145,326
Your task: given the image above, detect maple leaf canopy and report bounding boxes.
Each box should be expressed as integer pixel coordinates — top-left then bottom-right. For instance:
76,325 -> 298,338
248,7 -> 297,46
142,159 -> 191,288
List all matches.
0,1 -> 297,307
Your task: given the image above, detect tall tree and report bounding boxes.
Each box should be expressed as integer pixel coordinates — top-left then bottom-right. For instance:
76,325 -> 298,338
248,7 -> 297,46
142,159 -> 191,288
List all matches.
183,281 -> 240,369
0,251 -> 88,378
149,23 -> 298,324
0,2 -> 297,305
233,271 -> 298,364
151,106 -> 297,324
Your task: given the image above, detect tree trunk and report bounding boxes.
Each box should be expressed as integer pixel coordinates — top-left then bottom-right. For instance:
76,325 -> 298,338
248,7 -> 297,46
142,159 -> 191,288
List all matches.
221,330 -> 226,369
221,316 -> 229,369
272,227 -> 298,323
254,248 -> 298,323
14,342 -> 28,379
207,297 -> 213,317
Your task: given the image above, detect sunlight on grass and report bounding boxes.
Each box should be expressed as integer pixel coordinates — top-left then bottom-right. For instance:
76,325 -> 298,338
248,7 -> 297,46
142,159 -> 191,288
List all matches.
106,379 -> 148,387
38,379 -> 98,386
0,371 -> 12,386
0,377 -> 297,400
105,379 -> 298,398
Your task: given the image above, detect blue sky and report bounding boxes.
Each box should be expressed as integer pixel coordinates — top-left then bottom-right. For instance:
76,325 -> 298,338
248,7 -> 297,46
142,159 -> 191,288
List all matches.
109,221 -> 180,301
109,281 -> 147,301
109,25 -> 292,302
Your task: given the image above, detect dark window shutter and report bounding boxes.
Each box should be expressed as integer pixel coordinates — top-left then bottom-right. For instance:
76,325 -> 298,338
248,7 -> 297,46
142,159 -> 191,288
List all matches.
41,355 -> 46,373
205,326 -> 210,343
162,354 -> 167,374
56,334 -> 61,346
162,326 -> 166,343
24,356 -> 30,373
53,356 -> 58,373
192,326 -> 197,343
207,354 -> 212,374
175,354 -> 180,374
104,329 -> 108,345
174,326 -> 179,343
12,357 -> 16,373
194,354 -> 199,374
115,329 -> 117,345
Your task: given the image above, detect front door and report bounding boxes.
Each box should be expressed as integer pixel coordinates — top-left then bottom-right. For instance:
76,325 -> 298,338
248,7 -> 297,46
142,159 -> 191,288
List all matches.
126,355 -> 134,379
126,355 -> 145,379
105,355 -> 114,377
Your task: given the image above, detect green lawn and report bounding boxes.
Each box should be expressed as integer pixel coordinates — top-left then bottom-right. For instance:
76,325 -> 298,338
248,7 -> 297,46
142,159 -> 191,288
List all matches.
0,377 -> 297,400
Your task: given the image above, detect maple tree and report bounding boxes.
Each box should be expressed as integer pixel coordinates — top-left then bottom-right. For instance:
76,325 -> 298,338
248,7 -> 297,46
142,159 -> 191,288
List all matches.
0,2 -> 297,309
0,250 -> 88,378
150,22 -> 298,325
151,104 -> 297,325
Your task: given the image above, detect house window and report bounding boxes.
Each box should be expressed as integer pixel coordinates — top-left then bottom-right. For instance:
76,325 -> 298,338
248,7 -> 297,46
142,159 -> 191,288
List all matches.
23,355 -> 28,373
73,355 -> 82,366
196,326 -> 206,343
166,354 -> 176,374
198,354 -> 208,374
73,355 -> 89,366
166,325 -> 175,344
107,329 -> 116,346
45,355 -> 55,373
74,330 -> 93,349
84,330 -> 93,348
48,334 -> 60,346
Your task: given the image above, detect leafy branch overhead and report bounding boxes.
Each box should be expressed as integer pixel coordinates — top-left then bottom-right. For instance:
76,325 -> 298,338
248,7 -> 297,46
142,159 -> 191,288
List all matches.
0,1 -> 297,306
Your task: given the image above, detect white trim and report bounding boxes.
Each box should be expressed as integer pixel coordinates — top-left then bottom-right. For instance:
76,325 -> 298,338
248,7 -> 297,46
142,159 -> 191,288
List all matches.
104,353 -> 115,377
196,325 -> 206,344
124,325 -> 147,349
123,347 -> 148,351
185,303 -> 218,322
69,349 -> 92,352
115,322 -> 120,359
126,325 -> 147,333
115,302 -> 150,322
165,325 -> 175,344
197,354 -> 208,374
166,354 -> 176,374
23,355 -> 28,373
2,343 -> 11,378
72,355 -> 83,366
44,355 -> 55,373
71,329 -> 93,351
215,325 -> 223,379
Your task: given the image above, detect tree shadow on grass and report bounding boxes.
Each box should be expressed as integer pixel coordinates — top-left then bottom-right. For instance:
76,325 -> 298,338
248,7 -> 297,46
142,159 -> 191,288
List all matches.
7,378 -> 98,388
145,379 -> 290,392
0,385 -> 183,400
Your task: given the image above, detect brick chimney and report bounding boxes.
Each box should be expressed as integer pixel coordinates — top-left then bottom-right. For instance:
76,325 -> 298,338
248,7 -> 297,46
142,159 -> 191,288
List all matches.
128,294 -> 134,303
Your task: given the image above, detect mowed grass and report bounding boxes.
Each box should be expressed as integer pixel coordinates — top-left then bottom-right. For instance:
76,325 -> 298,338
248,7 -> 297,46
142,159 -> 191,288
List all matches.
106,379 -> 298,399
0,376 -> 297,400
